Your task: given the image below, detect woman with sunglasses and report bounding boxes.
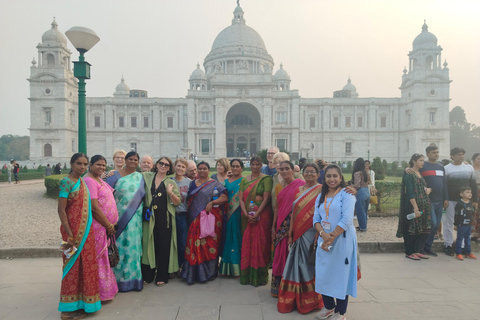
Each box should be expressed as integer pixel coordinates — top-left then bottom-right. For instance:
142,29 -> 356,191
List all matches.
141,157 -> 181,286
219,159 -> 244,276
271,160 -> 306,297
106,151 -> 145,292
278,163 -> 323,314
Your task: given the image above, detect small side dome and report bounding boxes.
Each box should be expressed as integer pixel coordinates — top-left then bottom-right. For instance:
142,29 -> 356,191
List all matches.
190,63 -> 207,80
342,77 -> 357,93
273,63 -> 290,81
413,21 -> 438,48
114,77 -> 130,97
42,19 -> 68,46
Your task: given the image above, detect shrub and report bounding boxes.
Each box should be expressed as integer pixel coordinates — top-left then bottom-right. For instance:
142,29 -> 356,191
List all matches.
371,157 -> 385,180
45,174 -> 67,199
374,180 -> 401,213
391,161 -> 399,176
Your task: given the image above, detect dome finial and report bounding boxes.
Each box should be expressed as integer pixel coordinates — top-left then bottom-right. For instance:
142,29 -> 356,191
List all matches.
422,20 -> 428,32
348,76 -> 351,83
51,17 -> 58,29
232,0 -> 245,25
197,62 -> 200,69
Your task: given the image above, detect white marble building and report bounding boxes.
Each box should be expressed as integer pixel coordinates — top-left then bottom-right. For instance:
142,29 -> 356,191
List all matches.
29,4 -> 450,164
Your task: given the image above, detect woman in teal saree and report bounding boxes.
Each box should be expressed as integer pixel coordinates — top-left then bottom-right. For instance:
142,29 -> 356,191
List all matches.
106,151 -> 145,292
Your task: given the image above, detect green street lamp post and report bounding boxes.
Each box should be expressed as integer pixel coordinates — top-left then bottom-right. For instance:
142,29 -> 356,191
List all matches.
65,27 -> 100,155
367,147 -> 370,161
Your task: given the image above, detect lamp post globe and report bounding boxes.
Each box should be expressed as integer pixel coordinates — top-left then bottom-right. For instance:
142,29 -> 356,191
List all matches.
65,27 -> 100,155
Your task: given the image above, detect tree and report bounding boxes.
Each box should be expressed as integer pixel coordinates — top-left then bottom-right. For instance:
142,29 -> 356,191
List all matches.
449,106 -> 480,157
391,161 -> 399,176
0,135 -> 30,160
371,157 -> 385,180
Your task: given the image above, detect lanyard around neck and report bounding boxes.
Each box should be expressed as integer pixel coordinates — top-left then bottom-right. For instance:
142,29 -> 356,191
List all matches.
324,187 -> 341,220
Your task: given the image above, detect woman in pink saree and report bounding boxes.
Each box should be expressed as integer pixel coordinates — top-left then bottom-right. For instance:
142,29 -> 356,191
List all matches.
84,155 -> 119,301
271,160 -> 305,297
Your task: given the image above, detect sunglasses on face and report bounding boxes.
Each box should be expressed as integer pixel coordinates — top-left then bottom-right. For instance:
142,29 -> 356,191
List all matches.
158,162 -> 170,167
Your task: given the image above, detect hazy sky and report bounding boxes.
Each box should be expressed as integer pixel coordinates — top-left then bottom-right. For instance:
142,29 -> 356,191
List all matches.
1,0 -> 479,137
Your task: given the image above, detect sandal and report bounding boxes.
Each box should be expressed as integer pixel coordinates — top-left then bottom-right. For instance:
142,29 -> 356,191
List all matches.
406,254 -> 420,260
156,281 -> 166,287
61,312 -> 79,320
414,253 -> 429,259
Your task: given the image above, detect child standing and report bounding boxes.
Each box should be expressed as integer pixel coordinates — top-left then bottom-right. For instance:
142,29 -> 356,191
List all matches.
454,187 -> 477,261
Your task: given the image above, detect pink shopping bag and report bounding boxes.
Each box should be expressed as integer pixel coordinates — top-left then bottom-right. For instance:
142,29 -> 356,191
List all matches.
199,210 -> 216,239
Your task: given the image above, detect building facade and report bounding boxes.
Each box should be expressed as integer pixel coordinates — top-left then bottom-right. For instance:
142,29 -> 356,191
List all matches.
29,5 -> 450,164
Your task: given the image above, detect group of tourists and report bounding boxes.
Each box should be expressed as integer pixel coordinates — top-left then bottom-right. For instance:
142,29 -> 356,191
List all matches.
396,144 -> 479,262
57,147 -> 363,320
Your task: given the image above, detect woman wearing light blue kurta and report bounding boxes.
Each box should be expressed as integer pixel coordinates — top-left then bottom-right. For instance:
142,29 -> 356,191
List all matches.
313,164 -> 357,320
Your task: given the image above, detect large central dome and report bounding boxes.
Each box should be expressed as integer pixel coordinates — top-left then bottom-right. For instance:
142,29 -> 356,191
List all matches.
204,4 -> 274,72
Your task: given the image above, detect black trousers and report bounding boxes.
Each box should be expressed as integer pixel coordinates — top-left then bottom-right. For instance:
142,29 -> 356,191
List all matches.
323,295 -> 349,315
141,210 -> 172,283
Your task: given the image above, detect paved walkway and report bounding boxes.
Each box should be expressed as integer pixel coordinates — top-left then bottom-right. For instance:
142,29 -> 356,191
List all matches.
1,254 -> 479,320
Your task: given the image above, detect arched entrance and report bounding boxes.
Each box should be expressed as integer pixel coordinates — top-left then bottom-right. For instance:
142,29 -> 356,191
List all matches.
226,103 -> 261,158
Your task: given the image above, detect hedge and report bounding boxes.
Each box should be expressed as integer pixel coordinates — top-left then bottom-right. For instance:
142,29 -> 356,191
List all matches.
0,170 -> 45,182
372,180 -> 401,214
45,174 -> 68,199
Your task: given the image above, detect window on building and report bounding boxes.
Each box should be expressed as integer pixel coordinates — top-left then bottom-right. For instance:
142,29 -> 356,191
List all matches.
333,116 -> 339,128
71,139 -> 75,152
119,116 -> 125,128
131,116 -> 137,128
380,116 -> 387,128
276,112 -> 286,123
201,112 -> 211,123
44,143 -> 52,157
345,117 -> 351,128
406,139 -> 410,151
429,111 -> 436,123
231,114 -> 253,126
345,142 -> 352,155
130,142 -> 137,152
45,110 -> 51,124
406,113 -> 411,125
143,116 -> 149,128
357,116 -> 363,127
276,139 -> 287,151
309,117 -> 315,128
94,116 -> 101,128
70,111 -> 75,125
167,116 -> 174,128
200,139 -> 210,154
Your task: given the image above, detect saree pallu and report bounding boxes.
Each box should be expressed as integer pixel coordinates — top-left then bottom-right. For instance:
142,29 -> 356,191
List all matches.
240,175 -> 273,287
84,177 -> 119,301
58,178 -> 101,313
472,185 -> 480,238
272,179 -> 306,296
181,180 -> 227,284
278,185 -> 323,314
111,172 -> 145,292
219,178 -> 243,276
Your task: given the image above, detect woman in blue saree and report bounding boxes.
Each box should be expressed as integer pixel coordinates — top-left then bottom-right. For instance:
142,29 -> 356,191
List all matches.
106,151 -> 145,292
181,161 -> 228,284
58,153 -> 101,320
219,159 -> 244,276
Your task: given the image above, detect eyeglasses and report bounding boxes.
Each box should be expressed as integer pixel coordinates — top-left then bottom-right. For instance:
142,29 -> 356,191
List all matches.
304,171 -> 317,175
158,162 -> 170,167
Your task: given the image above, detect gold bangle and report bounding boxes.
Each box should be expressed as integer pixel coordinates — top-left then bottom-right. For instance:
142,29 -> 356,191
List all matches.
68,236 -> 74,241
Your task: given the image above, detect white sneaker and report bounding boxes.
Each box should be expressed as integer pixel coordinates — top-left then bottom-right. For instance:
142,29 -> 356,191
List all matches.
331,313 -> 346,320
315,307 -> 335,319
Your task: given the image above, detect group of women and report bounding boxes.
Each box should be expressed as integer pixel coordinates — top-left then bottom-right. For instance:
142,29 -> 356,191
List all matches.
57,151 -> 359,320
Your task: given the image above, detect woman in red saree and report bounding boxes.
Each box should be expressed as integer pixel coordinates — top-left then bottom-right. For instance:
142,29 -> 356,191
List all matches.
58,153 -> 101,320
278,163 -> 324,314
271,161 -> 306,297
239,156 -> 273,286
180,161 -> 228,284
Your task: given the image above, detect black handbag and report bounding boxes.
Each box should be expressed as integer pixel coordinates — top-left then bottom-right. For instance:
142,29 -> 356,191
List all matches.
107,234 -> 119,268
308,233 -> 319,266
